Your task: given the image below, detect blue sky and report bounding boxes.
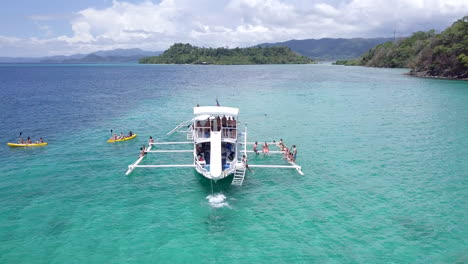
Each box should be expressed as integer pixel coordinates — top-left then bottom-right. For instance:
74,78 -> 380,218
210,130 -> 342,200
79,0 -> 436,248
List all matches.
0,0 -> 467,57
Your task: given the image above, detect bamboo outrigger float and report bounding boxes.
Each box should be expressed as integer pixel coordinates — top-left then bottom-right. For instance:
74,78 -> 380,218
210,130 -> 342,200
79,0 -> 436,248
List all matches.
125,106 -> 303,185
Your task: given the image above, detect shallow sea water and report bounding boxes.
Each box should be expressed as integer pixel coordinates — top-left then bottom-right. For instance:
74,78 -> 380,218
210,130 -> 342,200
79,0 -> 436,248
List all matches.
0,64 -> 467,263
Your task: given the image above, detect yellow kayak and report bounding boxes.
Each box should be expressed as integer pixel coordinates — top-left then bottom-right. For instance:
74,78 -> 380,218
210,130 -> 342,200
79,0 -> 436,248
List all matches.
107,134 -> 137,143
7,142 -> 48,147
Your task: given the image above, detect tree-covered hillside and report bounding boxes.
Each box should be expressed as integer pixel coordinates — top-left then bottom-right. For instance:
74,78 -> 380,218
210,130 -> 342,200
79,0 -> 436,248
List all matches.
139,44 -> 314,65
259,37 -> 393,60
410,16 -> 468,78
335,16 -> 468,79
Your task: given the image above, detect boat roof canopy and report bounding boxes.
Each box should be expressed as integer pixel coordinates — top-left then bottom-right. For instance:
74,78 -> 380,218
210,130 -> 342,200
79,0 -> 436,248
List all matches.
194,106 -> 239,116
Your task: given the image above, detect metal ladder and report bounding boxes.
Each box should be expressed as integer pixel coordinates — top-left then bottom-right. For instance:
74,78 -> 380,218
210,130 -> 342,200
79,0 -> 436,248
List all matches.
232,164 -> 246,186
232,126 -> 248,186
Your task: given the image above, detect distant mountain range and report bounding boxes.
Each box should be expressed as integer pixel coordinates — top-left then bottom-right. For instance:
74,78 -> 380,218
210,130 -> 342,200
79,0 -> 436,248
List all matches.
258,37 -> 394,60
0,48 -> 162,64
0,38 -> 395,63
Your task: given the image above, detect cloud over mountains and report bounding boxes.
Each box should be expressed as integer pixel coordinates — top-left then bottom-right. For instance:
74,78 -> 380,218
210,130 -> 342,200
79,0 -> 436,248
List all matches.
1,0 -> 467,56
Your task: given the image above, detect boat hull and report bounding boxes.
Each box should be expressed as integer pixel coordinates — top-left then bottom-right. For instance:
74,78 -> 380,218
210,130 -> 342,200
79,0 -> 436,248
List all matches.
7,142 -> 48,147
195,162 -> 236,181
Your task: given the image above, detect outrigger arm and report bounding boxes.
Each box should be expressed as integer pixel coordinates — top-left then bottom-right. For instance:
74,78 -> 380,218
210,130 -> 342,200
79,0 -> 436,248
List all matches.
125,141 -> 194,175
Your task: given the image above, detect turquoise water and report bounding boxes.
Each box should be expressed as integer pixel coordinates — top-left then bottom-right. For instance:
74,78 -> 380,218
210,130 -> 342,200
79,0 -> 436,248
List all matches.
0,64 -> 467,263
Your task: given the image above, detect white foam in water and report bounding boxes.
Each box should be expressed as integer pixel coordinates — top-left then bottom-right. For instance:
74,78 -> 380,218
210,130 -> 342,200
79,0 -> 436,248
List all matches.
206,193 -> 230,208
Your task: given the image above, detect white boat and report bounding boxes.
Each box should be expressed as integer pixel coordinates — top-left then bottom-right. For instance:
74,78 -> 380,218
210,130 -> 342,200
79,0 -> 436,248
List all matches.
125,105 -> 303,185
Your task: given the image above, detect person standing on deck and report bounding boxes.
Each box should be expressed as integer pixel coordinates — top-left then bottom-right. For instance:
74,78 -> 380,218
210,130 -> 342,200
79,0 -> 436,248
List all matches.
291,145 -> 297,162
216,116 -> 221,131
253,141 -> 259,155
262,142 -> 269,156
242,155 -> 253,173
231,117 -> 237,138
226,117 -> 232,138
203,119 -> 210,137
221,115 -> 227,137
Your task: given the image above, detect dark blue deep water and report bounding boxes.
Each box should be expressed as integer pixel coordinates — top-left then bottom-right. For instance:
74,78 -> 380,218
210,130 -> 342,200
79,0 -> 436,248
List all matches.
0,64 -> 467,263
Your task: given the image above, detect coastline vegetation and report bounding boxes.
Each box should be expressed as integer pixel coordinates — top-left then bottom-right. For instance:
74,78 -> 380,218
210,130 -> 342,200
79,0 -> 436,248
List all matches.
335,16 -> 468,79
139,43 -> 314,65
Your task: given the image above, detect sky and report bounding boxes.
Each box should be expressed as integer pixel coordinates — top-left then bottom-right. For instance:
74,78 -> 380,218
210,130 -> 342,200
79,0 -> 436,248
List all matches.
0,0 -> 467,57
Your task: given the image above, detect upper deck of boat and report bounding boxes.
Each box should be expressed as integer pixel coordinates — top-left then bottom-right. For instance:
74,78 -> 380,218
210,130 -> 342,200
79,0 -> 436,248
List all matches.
193,106 -> 239,143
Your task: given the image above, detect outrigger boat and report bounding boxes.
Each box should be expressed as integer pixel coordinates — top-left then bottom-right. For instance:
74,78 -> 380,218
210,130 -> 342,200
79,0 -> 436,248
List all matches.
125,106 -> 303,185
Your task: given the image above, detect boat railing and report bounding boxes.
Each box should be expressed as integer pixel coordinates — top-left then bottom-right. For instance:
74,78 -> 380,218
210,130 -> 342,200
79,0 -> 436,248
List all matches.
193,126 -> 237,140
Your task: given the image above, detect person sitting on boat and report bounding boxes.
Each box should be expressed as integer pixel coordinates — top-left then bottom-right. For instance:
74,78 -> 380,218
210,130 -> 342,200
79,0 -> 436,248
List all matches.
198,155 -> 205,163
119,132 -> 125,139
262,142 -> 269,156
139,147 -> 146,158
127,131 -> 133,137
27,137 -> 32,144
279,139 -> 284,148
281,143 -> 288,152
18,137 -> 24,144
111,133 -> 118,140
253,141 -> 259,155
242,155 -> 253,172
283,147 -> 290,160
149,136 -> 154,144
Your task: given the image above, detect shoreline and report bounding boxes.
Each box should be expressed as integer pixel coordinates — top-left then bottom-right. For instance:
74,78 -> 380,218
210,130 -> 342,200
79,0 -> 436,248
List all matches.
406,72 -> 468,81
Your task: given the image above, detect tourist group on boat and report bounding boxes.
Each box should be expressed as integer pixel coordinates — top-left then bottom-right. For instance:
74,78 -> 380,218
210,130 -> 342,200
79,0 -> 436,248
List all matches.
252,139 -> 297,162
109,131 -> 134,141
18,136 -> 44,144
194,115 -> 237,139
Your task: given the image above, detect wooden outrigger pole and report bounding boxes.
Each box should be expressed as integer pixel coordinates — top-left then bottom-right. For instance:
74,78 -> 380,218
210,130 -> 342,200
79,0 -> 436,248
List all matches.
239,142 -> 304,175
125,141 -> 195,176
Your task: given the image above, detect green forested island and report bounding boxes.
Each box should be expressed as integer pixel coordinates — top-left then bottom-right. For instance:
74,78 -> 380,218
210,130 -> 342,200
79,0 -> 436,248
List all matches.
335,16 -> 468,79
139,43 -> 314,65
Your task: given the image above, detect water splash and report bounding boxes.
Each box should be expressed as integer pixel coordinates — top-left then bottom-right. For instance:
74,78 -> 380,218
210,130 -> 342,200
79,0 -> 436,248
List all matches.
206,193 -> 230,208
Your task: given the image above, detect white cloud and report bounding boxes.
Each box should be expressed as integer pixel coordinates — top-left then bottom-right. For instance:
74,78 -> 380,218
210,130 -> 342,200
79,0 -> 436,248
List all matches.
1,0 -> 468,56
